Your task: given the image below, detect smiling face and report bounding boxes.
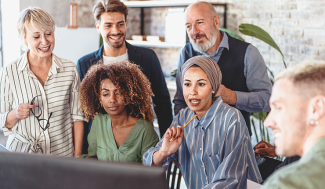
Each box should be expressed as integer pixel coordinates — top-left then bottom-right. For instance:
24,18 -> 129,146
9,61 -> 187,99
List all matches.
264,79 -> 308,157
185,4 -> 220,54
99,78 -> 127,117
183,67 -> 213,119
24,26 -> 55,58
96,12 -> 126,49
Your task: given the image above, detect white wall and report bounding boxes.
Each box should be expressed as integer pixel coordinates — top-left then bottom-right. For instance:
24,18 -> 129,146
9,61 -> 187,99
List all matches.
1,0 -> 21,66
53,27 -> 99,64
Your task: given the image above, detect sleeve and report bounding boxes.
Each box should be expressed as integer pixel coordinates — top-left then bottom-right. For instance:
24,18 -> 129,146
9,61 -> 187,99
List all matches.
143,113 -> 181,167
79,116 -> 98,158
70,66 -> 85,122
76,58 -> 85,81
140,123 -> 160,162
235,45 -> 272,113
149,51 -> 173,137
173,48 -> 188,115
205,110 -> 262,189
0,67 -> 16,136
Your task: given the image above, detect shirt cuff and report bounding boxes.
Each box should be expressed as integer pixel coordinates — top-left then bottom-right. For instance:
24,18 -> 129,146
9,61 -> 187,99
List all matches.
71,115 -> 87,122
1,112 -> 16,136
235,91 -> 249,111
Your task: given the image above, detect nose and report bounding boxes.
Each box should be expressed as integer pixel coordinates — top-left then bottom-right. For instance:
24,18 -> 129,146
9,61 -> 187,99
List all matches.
108,93 -> 117,103
111,24 -> 119,34
41,35 -> 49,45
189,85 -> 198,96
263,112 -> 274,129
189,24 -> 199,38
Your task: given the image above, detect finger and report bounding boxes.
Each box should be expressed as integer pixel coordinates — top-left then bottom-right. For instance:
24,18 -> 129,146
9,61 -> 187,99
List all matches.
175,126 -> 182,138
28,104 -> 36,109
165,128 -> 173,139
171,126 -> 177,138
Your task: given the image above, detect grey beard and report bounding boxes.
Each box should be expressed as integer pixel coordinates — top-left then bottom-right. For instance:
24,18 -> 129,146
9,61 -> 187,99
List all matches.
190,28 -> 218,54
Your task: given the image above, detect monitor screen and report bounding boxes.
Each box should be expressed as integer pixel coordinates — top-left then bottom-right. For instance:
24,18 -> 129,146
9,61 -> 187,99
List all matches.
0,151 -> 168,189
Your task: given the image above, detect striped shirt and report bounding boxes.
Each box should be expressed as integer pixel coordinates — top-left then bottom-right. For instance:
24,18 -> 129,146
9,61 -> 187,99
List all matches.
0,52 -> 84,157
143,97 -> 262,189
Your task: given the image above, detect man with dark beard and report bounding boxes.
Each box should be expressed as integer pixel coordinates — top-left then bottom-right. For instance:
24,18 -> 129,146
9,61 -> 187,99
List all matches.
77,0 -> 173,154
174,1 -> 272,135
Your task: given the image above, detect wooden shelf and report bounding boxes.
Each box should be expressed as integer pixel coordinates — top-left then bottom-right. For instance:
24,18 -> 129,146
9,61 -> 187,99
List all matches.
124,1 -> 226,8
127,40 -> 185,48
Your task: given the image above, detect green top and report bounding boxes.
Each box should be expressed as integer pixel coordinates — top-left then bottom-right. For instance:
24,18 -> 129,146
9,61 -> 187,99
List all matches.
262,137 -> 325,189
80,114 -> 159,163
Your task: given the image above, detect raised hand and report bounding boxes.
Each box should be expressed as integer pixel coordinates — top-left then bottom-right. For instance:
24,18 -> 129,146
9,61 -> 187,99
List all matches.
254,141 -> 277,158
160,126 -> 184,156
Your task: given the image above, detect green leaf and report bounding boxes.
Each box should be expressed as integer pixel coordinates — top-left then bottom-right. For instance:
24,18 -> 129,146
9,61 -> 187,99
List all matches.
239,24 -> 287,69
171,69 -> 177,78
219,28 -> 245,42
251,112 -> 267,121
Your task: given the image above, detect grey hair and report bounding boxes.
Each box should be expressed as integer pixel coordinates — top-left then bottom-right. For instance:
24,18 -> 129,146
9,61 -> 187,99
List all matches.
17,7 -> 56,40
181,56 -> 222,94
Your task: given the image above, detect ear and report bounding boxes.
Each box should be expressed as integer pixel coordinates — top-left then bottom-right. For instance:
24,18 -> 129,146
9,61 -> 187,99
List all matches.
309,95 -> 325,122
96,22 -> 101,34
213,16 -> 221,29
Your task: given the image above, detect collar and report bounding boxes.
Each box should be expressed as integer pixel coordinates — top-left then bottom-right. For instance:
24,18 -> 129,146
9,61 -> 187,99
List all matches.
17,51 -> 64,75
201,30 -> 229,57
191,97 -> 224,129
301,137 -> 325,161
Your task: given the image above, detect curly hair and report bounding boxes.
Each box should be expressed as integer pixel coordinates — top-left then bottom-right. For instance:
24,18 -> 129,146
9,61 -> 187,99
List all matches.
79,62 -> 155,123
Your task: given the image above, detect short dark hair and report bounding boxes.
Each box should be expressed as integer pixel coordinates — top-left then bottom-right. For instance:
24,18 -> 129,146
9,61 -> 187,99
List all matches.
93,0 -> 128,23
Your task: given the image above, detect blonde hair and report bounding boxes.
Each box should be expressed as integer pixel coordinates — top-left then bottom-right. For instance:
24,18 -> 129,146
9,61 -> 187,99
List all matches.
276,62 -> 325,98
17,7 -> 56,40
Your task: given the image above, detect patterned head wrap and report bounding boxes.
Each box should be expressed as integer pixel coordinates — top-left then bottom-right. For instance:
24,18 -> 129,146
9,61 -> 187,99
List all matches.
181,56 -> 222,93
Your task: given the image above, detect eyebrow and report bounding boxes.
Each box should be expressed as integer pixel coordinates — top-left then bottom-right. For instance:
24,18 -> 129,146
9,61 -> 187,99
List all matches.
185,19 -> 205,25
101,88 -> 109,91
184,79 -> 207,82
104,21 -> 125,24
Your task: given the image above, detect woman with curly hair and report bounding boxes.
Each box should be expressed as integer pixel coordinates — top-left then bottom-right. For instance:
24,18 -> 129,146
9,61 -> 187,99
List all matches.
79,62 -> 159,163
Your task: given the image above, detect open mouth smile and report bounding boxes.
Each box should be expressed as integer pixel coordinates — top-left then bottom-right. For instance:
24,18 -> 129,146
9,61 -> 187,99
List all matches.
189,98 -> 201,106
38,45 -> 50,52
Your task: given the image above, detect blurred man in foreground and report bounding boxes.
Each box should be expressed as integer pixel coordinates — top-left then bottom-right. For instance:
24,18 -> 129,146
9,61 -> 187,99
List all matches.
262,62 -> 325,189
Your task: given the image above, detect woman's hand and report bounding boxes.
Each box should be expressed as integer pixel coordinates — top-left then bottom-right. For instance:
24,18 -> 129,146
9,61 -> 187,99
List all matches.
16,103 -> 35,119
5,103 -> 35,129
152,125 -> 184,166
160,126 -> 184,156
254,141 -> 277,158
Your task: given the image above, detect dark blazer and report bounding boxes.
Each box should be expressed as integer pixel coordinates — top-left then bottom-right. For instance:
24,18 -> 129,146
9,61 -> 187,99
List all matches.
77,42 -> 173,153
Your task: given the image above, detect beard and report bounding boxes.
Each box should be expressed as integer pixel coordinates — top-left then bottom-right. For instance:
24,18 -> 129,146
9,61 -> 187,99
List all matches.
104,32 -> 126,49
189,26 -> 218,54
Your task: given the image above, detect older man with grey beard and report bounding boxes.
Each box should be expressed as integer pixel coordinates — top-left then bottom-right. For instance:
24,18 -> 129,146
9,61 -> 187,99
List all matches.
173,1 -> 272,135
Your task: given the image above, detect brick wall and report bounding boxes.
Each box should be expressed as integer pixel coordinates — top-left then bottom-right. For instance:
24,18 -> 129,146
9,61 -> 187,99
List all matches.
20,0 -> 325,77
214,0 -> 325,76
128,0 -> 325,77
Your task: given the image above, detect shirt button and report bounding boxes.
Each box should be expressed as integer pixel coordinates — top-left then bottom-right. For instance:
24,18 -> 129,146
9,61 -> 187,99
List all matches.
200,148 -> 202,150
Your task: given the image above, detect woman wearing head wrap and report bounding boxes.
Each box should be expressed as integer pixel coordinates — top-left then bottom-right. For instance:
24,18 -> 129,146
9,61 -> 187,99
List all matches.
144,56 -> 262,189
0,7 -> 84,156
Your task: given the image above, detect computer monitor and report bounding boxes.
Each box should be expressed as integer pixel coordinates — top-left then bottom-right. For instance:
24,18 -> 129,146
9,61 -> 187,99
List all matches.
0,151 -> 168,189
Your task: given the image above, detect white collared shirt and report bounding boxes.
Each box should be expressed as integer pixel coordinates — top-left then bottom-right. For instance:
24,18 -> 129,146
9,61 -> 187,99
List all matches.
0,51 -> 84,157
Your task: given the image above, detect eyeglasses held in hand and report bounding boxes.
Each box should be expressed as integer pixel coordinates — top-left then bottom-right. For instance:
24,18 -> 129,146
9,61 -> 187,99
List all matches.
30,95 -> 52,131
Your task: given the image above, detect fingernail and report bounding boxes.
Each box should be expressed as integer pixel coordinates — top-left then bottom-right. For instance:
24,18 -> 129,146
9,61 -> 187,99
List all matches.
34,105 -> 36,108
